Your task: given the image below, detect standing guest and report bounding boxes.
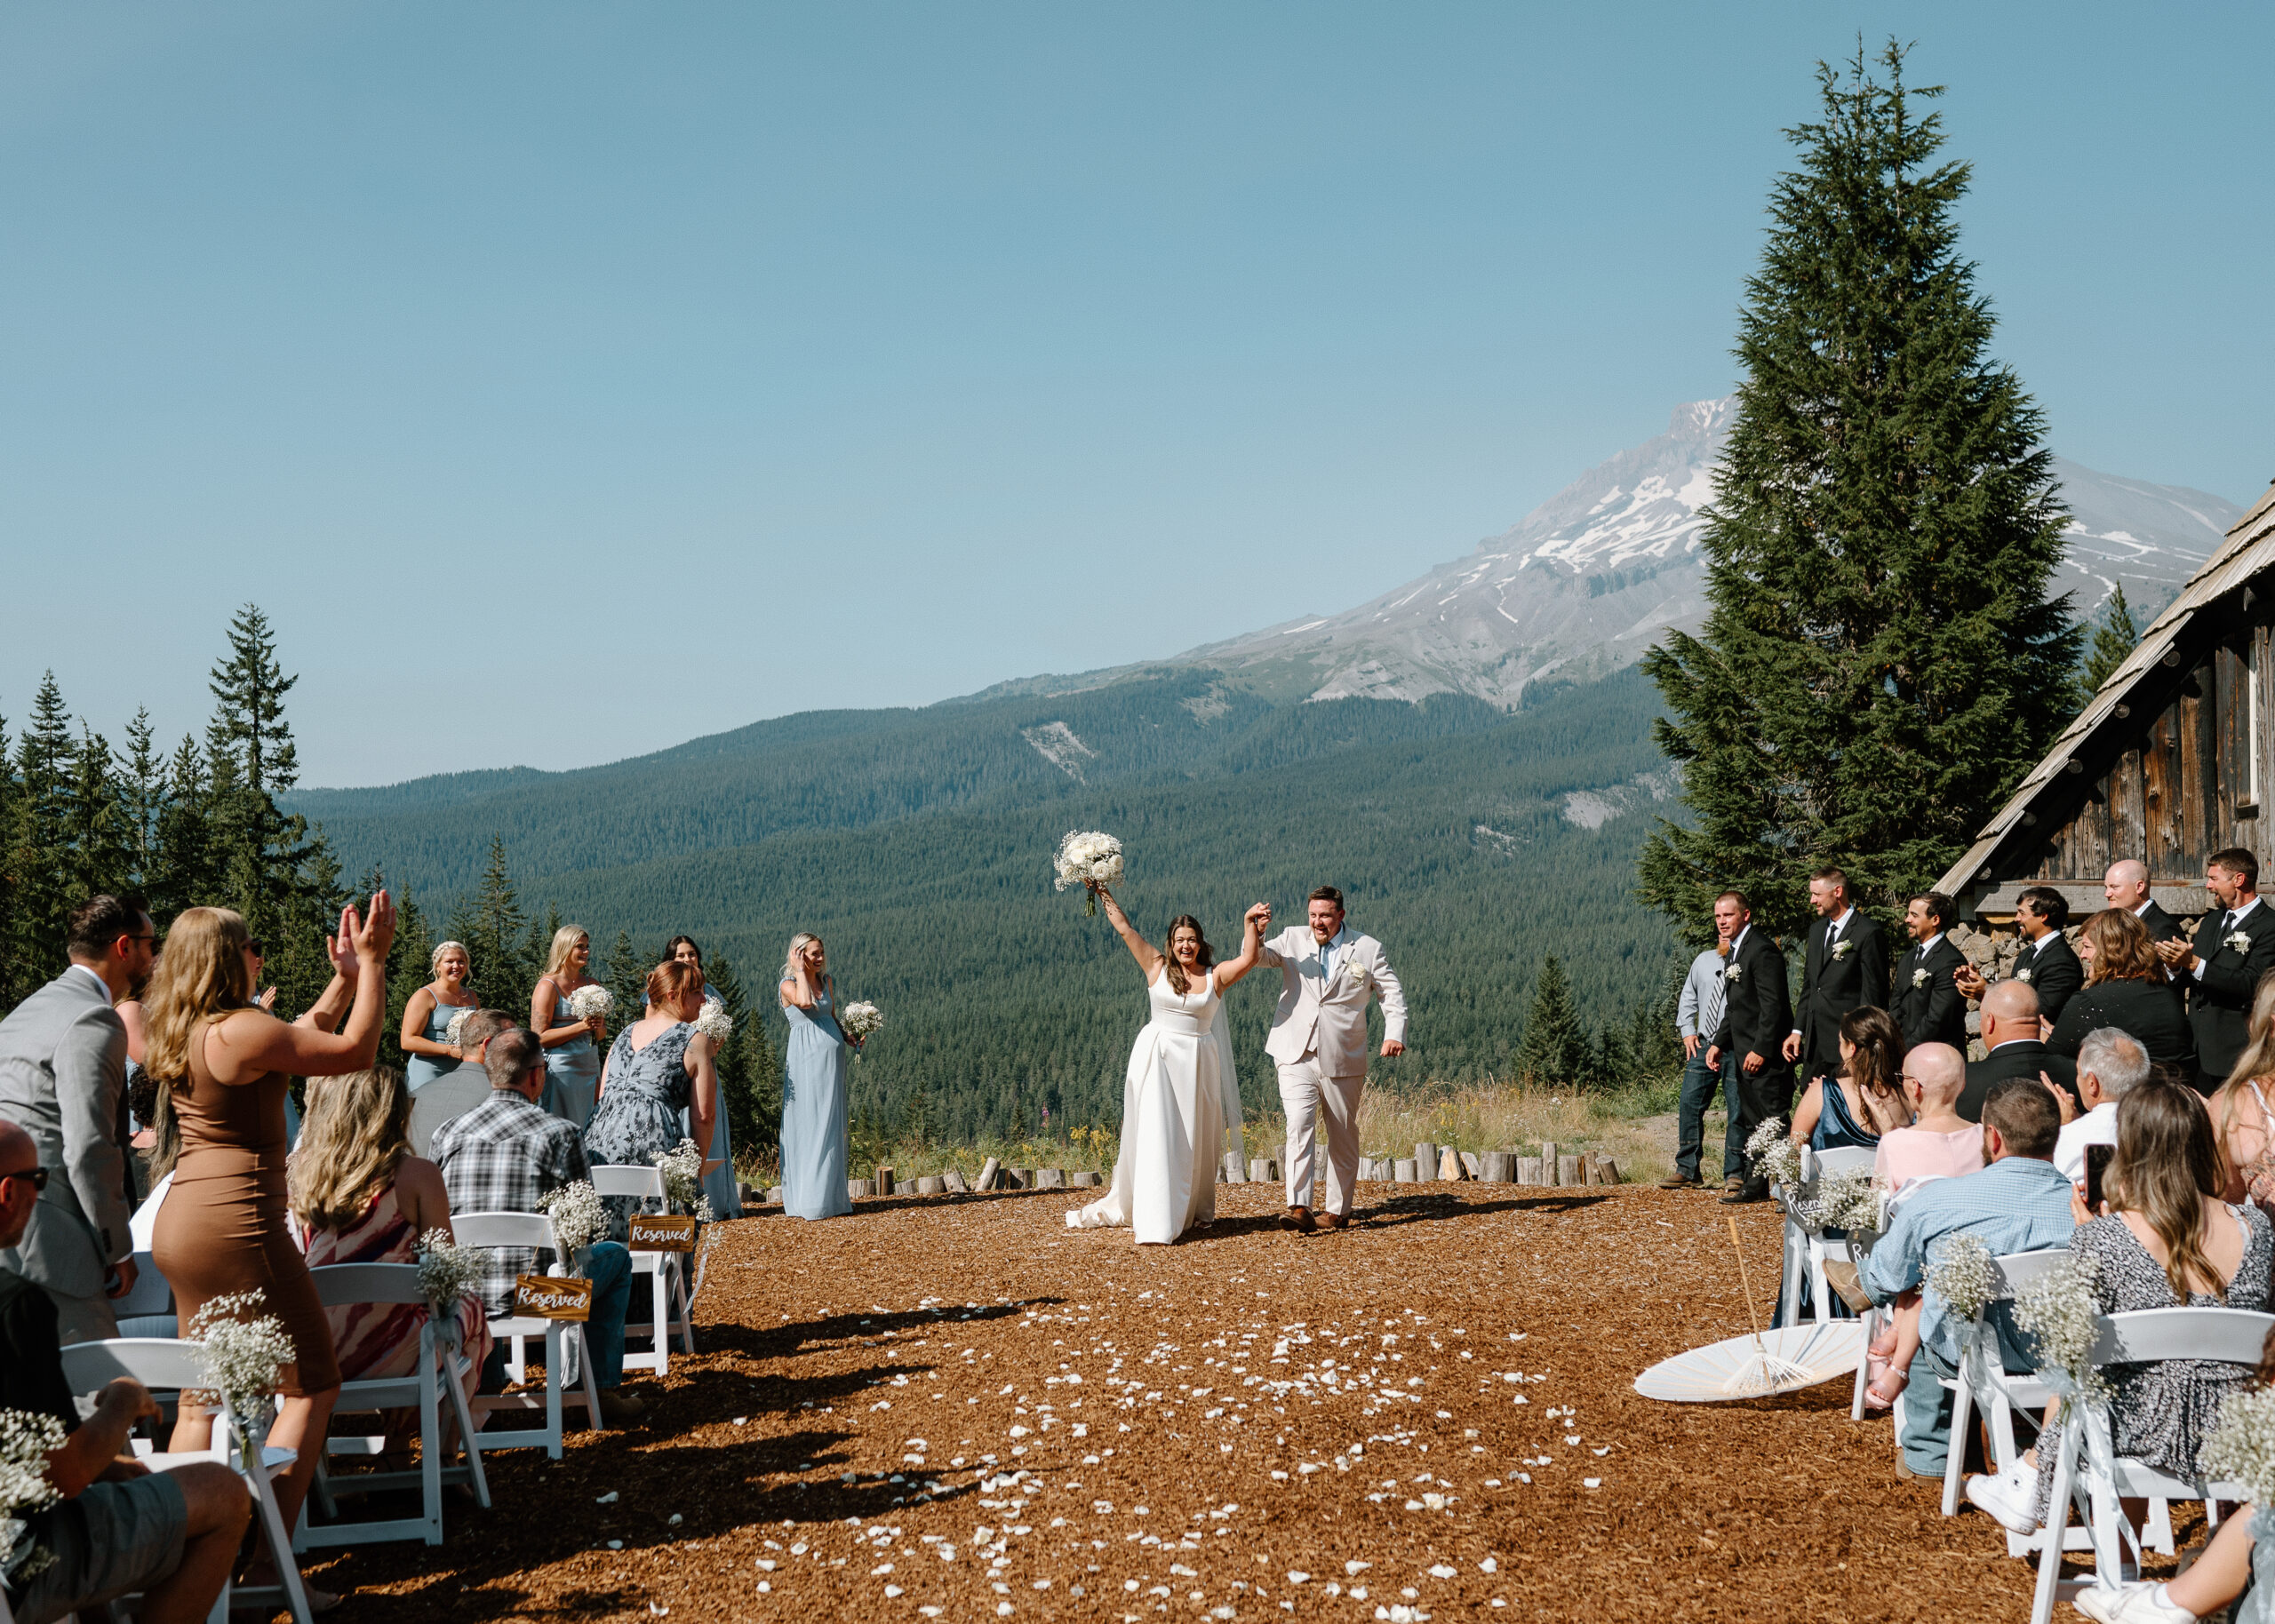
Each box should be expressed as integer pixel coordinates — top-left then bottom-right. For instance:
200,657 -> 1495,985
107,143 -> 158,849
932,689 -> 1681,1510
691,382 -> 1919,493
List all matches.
1784,866 -> 1889,1085
291,1067 -> 491,1440
144,896 -> 395,1598
1888,891 -> 1968,1052
2011,887 -> 2085,1025
1704,891 -> 1795,1206
587,961 -> 722,1240
1661,906 -> 1742,1192
779,933 -> 856,1222
0,1118 -> 251,1624
531,925 -> 609,1129
2107,858 -> 2187,947
0,894 -> 156,1345
2049,909 -> 2199,1076
644,936 -> 739,1220
2053,1027 -> 2151,1185
2156,848 -> 2275,1095
1790,1007 -> 1909,1151
430,1029 -> 643,1423
405,1008 -> 517,1160
1960,980 -> 2077,1121
121,994 -> 153,1152
1863,1076 -> 2077,1480
399,941 -> 478,1096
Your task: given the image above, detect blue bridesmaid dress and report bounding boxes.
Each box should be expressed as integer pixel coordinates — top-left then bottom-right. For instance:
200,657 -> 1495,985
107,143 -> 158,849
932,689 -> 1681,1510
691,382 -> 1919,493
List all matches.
406,996 -> 465,1095
780,981 -> 852,1221
544,991 -> 603,1130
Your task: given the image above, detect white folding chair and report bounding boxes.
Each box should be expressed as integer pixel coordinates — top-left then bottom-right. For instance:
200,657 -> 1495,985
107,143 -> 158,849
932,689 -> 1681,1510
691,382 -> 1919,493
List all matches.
291,1263 -> 492,1549
1776,1144 -> 1875,1326
110,1247 -> 178,1338
590,1166 -> 698,1376
452,1212 -> 604,1460
1936,1249 -> 2071,1523
57,1338 -> 313,1624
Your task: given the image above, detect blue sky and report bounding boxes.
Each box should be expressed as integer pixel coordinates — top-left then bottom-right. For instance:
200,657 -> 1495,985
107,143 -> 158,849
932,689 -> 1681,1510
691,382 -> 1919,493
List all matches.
4,2 -> 2269,784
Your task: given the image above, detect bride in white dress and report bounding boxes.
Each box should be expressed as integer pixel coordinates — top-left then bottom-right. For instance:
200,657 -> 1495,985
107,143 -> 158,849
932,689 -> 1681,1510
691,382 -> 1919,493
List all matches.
1068,888 -> 1267,1244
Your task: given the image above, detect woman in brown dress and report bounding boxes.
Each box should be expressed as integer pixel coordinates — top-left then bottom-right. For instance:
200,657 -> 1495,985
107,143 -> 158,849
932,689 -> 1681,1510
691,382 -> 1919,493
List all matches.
144,894 -> 396,1574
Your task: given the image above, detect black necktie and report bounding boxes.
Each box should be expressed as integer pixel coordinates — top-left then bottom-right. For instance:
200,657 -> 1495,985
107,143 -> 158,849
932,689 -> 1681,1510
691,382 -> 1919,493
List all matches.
2226,911 -> 2239,933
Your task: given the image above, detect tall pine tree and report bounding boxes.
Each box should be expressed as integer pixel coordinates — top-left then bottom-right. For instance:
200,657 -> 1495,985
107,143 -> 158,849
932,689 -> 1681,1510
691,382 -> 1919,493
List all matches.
448,837 -> 531,1015
2079,585 -> 2141,707
1640,43 -> 2078,940
10,674 -> 78,985
1514,954 -> 1589,1087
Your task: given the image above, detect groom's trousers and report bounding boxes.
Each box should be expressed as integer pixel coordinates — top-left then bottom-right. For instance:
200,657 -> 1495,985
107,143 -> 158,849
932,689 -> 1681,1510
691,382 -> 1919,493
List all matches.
1276,1055 -> 1364,1216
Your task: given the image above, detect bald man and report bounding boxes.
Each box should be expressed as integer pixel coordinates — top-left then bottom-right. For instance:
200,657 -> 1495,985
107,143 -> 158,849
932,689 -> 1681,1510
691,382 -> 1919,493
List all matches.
2104,859 -> 2184,948
1960,979 -> 2077,1122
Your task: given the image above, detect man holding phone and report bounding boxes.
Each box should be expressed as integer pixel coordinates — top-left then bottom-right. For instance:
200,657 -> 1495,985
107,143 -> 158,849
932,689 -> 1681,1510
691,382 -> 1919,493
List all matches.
2052,1026 -> 2149,1186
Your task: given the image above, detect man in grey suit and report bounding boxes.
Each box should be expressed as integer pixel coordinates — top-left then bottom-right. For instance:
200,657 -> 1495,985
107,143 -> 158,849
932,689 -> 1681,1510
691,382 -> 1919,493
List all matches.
0,894 -> 156,1344
406,1007 -> 517,1158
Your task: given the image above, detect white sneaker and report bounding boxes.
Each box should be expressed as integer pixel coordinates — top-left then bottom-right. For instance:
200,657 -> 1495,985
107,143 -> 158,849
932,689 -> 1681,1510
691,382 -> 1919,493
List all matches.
2073,1580 -> 2199,1623
1964,1462 -> 2040,1534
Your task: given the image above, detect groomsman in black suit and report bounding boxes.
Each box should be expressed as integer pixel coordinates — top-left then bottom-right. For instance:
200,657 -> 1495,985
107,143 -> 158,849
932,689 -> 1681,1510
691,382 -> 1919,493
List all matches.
1888,891 -> 1968,1052
2106,859 -> 2185,948
2155,848 -> 2275,1093
2010,886 -> 2084,1027
1782,865 -> 1888,1084
1704,890 -> 1795,1206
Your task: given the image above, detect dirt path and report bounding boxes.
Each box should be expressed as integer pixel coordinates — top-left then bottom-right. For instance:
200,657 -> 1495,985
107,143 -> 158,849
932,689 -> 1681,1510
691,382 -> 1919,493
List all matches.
310,1181 -> 2042,1621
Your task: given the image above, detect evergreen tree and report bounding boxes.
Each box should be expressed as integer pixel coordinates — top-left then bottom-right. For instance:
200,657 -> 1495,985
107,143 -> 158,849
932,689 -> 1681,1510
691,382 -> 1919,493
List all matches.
11,674 -> 77,983
2079,585 -> 2141,707
1639,43 -> 2078,941
1587,1017 -> 1635,1090
61,728 -> 128,910
603,927 -> 646,1023
149,735 -> 214,923
120,708 -> 165,892
449,837 -> 531,1016
1514,954 -> 1589,1087
0,707 -> 15,1007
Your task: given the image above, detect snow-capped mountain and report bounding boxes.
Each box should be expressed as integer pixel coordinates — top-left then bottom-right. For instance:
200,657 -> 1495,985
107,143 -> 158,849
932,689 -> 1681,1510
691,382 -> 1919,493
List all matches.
1179,401 -> 2246,707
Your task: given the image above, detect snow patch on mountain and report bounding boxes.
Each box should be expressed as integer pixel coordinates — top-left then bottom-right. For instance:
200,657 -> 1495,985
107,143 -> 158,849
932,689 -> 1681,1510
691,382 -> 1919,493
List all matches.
1561,768 -> 1682,831
1022,721 -> 1097,781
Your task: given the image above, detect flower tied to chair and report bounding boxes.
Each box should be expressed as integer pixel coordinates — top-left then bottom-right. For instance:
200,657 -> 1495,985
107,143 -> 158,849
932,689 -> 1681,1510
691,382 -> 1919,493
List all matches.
2010,1253 -> 2111,1420
417,1229 -> 482,1350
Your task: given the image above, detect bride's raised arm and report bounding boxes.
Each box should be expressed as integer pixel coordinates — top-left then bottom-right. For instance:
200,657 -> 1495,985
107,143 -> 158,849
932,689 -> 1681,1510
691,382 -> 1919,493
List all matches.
1094,886 -> 1164,981
1209,904 -> 1273,991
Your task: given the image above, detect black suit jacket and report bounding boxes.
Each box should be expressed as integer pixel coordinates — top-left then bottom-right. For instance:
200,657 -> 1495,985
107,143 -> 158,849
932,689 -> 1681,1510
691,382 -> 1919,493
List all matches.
1793,912 -> 1890,1078
1958,1039 -> 2078,1124
2188,902 -> 2275,1081
1709,927 -> 1796,1080
2138,901 -> 2186,944
1889,935 -> 1968,1052
2015,931 -> 2085,1027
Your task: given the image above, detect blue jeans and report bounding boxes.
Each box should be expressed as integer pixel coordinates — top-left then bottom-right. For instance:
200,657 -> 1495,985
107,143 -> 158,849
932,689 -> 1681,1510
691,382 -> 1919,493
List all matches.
1675,1048 -> 1743,1181
481,1240 -> 634,1391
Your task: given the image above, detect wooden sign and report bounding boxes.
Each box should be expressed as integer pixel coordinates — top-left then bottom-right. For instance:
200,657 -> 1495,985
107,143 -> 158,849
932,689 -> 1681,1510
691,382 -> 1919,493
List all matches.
627,1214 -> 698,1253
514,1274 -> 593,1322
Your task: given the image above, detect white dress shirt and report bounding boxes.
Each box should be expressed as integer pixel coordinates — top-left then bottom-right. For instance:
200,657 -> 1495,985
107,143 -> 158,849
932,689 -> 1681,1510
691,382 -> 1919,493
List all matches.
2193,896 -> 2263,981
2055,1102 -> 2120,1185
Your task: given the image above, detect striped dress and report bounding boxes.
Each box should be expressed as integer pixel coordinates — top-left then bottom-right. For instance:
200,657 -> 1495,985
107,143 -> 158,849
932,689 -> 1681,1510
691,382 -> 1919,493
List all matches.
302,1186 -> 492,1403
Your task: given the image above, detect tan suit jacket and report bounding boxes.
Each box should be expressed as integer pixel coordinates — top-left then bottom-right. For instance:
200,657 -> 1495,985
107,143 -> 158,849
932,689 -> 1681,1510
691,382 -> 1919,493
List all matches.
1260,926 -> 1407,1076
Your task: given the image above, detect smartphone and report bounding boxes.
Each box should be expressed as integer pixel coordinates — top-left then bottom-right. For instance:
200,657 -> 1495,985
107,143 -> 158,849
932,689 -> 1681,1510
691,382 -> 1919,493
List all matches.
2084,1142 -> 2114,1213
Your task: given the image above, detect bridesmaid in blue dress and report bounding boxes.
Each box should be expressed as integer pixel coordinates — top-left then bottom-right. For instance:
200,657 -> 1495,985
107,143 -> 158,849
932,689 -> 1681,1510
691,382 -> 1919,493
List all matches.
399,941 -> 478,1095
779,932 -> 858,1221
532,926 -> 608,1129
587,962 -> 721,1241
645,935 -> 742,1219
1777,1007 -> 1910,1325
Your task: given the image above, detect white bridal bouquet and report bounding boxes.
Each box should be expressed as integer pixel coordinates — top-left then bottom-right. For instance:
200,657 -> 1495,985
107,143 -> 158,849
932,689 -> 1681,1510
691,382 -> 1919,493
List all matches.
692,1003 -> 734,1043
1053,831 -> 1124,916
654,1138 -> 716,1222
568,984 -> 613,1023
0,1408 -> 65,1588
839,1000 -> 884,1046
415,1229 -> 483,1319
188,1291 -> 298,1443
539,1180 -> 610,1257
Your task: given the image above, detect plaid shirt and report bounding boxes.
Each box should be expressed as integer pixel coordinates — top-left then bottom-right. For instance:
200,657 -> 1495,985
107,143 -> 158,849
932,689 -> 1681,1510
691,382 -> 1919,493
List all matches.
430,1089 -> 591,1316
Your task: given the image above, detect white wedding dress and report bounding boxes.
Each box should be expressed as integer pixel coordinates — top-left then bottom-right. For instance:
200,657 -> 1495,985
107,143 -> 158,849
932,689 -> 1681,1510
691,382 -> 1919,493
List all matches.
1067,967 -> 1245,1244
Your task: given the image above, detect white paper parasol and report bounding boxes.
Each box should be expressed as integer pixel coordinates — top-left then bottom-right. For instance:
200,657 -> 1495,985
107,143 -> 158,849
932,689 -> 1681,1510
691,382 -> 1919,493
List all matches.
1633,1319 -> 1867,1403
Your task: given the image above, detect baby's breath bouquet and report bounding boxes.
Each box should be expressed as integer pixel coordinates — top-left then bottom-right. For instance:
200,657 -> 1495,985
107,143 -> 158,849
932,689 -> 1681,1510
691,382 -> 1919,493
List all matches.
444,1008 -> 472,1047
1053,831 -> 1124,916
0,1408 -> 65,1589
567,984 -> 612,1023
839,1000 -> 883,1049
691,1003 -> 733,1043
1926,1232 -> 1996,1323
415,1229 -> 483,1319
188,1290 -> 298,1445
538,1181 -> 609,1259
1793,1166 -> 1884,1233
2012,1252 -> 2111,1411
1744,1118 -> 1803,1191
653,1138 -> 715,1222
2201,1385 -> 2275,1503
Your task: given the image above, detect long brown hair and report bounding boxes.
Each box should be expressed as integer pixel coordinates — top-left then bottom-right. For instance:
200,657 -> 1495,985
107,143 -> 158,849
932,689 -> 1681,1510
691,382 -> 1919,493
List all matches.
290,1069 -> 411,1230
2105,1079 -> 2230,1301
2080,907 -> 2164,987
140,907 -> 254,1180
1839,1006 -> 1905,1105
1161,914 -> 1215,996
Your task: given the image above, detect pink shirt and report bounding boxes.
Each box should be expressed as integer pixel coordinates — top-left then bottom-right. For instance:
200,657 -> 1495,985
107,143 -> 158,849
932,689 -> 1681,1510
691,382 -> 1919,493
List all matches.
1874,1125 -> 1986,1188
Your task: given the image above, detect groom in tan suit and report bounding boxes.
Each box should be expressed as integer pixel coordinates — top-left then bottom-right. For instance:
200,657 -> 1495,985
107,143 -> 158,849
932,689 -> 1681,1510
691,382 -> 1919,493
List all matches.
1257,887 -> 1408,1232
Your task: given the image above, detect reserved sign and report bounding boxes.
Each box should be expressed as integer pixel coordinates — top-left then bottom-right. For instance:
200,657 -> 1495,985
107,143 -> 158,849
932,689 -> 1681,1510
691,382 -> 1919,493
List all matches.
627,1214 -> 698,1253
514,1274 -> 594,1322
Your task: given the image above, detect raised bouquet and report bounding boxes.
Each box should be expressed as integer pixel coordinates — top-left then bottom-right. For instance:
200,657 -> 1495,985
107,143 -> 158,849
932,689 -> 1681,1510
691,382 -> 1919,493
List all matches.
568,984 -> 613,1023
654,1137 -> 716,1222
692,1003 -> 734,1043
0,1408 -> 65,1588
1053,831 -> 1124,916
188,1290 -> 298,1444
539,1180 -> 610,1258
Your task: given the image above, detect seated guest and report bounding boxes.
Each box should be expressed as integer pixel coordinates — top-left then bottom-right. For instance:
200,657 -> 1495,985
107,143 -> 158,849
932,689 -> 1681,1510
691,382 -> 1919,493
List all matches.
428,1029 -> 644,1424
2048,908 -> 2196,1077
2212,978 -> 2275,1222
1968,1079 -> 2273,1535
1863,1077 -> 2076,1479
291,1066 -> 492,1439
0,1118 -> 251,1624
1790,1007 -> 1909,1150
2054,1027 -> 2151,1185
1960,979 -> 2077,1122
405,1008 -> 516,1160
1859,1043 -> 1985,1411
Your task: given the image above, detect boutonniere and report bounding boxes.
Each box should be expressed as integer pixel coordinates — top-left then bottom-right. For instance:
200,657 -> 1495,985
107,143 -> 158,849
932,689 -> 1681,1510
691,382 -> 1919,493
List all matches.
1911,967 -> 1929,989
1343,959 -> 1369,990
2015,967 -> 2032,983
1831,938 -> 1855,960
1724,963 -> 1744,984
2227,930 -> 2253,955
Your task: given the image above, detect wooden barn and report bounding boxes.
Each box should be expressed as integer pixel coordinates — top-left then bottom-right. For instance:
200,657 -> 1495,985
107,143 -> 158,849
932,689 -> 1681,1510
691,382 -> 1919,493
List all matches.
1937,480 -> 2275,923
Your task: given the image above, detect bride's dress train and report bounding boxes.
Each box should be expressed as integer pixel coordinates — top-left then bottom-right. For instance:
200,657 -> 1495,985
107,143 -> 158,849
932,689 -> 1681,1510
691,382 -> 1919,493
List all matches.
1068,967 -> 1245,1244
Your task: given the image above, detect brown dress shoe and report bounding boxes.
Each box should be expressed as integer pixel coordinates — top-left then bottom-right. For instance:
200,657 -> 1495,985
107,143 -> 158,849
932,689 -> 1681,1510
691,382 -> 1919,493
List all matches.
1286,1206 -> 1319,1234
1317,1212 -> 1350,1230
1658,1174 -> 1704,1190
